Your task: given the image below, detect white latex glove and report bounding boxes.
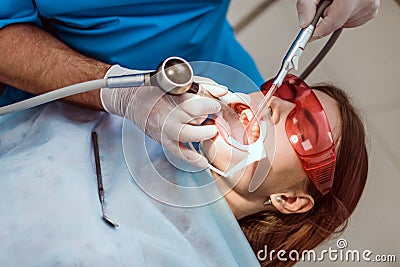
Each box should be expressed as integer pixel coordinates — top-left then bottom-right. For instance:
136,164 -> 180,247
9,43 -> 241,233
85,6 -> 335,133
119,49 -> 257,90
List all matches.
297,0 -> 380,41
100,65 -> 228,168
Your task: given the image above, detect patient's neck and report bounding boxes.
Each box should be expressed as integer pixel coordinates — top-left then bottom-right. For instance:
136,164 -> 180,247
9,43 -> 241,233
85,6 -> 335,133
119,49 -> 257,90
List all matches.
225,191 -> 265,220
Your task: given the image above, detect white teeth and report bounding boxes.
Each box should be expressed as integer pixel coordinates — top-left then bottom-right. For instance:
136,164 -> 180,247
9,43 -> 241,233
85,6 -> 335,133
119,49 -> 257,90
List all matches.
239,108 -> 260,143
251,122 -> 258,132
245,109 -> 254,122
241,109 -> 253,124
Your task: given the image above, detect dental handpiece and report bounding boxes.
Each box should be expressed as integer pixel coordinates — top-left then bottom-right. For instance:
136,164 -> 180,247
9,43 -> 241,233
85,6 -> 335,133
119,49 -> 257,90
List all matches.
247,0 -> 332,133
249,22 -> 315,128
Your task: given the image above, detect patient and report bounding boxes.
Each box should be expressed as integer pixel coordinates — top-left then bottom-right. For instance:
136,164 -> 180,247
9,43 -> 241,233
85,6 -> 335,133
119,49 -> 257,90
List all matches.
200,75 -> 368,267
0,74 -> 367,267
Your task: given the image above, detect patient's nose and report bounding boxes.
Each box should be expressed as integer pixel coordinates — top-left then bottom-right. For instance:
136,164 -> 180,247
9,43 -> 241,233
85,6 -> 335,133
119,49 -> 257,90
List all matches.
267,96 -> 296,125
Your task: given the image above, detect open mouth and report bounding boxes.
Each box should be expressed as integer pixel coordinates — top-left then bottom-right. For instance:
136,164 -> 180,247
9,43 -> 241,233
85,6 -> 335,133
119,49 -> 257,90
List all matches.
212,102 -> 260,146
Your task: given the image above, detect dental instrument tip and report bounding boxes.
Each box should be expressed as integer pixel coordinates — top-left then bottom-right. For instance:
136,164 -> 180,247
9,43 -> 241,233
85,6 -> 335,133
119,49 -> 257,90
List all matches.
243,83 -> 278,144
102,214 -> 119,228
92,131 -> 119,229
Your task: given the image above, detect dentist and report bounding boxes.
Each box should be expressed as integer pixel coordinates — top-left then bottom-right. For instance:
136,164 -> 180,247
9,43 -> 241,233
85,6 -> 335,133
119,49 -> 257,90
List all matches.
0,0 -> 379,162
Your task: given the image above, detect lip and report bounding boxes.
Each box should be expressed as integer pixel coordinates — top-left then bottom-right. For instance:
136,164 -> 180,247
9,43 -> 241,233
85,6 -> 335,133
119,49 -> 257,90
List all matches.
211,102 -> 260,146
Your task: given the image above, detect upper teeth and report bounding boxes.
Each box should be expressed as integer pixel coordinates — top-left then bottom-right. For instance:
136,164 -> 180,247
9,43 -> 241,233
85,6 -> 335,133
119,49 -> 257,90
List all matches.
240,109 -> 253,124
239,108 -> 261,144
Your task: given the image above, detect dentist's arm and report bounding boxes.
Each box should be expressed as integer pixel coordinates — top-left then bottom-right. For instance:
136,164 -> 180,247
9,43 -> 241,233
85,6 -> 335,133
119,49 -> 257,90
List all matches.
0,23 -> 111,110
0,23 -> 226,167
297,0 -> 380,41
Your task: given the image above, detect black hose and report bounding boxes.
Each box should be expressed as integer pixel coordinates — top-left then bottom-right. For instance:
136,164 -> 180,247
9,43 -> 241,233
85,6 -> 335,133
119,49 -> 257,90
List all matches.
300,28 -> 343,80
311,0 -> 332,27
299,0 -> 342,80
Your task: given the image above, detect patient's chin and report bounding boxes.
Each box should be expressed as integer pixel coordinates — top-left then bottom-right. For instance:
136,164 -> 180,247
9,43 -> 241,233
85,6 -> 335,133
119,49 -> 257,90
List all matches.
200,138 -> 217,166
201,132 -> 249,176
200,133 -> 228,170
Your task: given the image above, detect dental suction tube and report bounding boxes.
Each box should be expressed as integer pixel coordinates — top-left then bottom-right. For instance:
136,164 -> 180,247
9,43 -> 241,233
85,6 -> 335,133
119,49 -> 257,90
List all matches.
0,56 -> 198,115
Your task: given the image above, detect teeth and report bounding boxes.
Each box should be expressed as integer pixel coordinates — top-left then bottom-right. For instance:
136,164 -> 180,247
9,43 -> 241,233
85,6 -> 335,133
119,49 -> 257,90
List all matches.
239,111 -> 246,123
239,109 -> 253,125
252,122 -> 258,132
239,108 -> 260,144
243,109 -> 253,123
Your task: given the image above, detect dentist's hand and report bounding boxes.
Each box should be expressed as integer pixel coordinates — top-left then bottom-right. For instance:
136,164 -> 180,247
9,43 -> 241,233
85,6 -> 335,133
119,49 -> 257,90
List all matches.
297,0 -> 380,41
100,65 -> 227,168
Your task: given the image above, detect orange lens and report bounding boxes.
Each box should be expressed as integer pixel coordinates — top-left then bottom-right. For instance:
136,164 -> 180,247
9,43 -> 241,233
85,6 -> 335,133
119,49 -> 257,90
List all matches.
260,74 -> 336,195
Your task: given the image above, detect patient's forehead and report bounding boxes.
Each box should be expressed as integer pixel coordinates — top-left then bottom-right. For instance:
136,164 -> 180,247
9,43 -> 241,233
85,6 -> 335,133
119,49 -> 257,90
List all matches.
313,90 -> 341,142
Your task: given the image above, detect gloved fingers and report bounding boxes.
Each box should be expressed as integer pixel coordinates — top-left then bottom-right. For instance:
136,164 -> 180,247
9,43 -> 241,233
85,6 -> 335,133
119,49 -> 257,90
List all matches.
185,115 -> 209,126
193,76 -> 228,97
178,94 -> 221,117
161,98 -> 208,126
162,140 -> 209,169
218,92 -> 251,106
179,124 -> 218,142
179,92 -> 252,126
296,0 -> 320,28
199,82 -> 228,98
310,0 -> 353,41
312,0 -> 379,41
342,0 -> 379,28
163,121 -> 218,143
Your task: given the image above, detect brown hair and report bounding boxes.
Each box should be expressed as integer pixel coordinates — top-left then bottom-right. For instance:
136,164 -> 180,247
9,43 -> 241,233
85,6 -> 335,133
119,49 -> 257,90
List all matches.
239,84 -> 369,266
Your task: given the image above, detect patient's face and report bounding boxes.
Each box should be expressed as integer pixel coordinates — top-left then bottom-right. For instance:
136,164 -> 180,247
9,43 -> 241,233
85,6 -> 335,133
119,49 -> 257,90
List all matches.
201,90 -> 340,219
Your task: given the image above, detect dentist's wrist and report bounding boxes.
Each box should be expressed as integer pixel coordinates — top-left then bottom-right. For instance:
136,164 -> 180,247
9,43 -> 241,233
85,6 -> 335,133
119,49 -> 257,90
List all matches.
100,64 -> 140,114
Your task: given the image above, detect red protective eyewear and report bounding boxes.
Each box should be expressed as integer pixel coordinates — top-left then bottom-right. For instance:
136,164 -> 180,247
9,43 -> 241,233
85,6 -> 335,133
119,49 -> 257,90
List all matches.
261,74 -> 336,195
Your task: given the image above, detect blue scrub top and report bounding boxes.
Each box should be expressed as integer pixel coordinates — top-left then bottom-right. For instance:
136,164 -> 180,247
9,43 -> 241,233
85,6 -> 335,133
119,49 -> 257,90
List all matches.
0,0 -> 263,106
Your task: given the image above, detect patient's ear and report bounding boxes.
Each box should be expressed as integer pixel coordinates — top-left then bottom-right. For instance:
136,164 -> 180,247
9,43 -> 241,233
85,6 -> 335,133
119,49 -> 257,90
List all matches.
270,193 -> 314,214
